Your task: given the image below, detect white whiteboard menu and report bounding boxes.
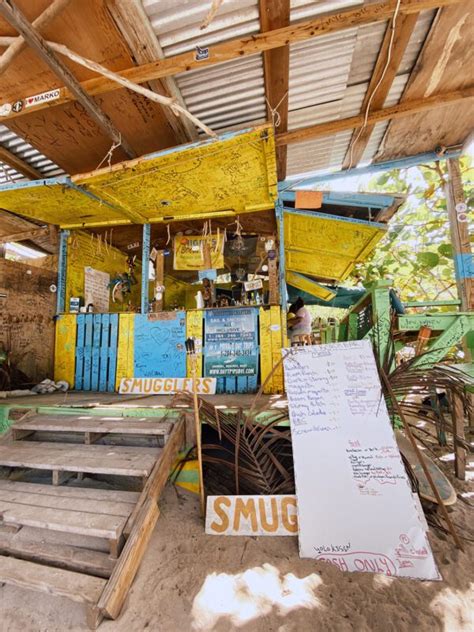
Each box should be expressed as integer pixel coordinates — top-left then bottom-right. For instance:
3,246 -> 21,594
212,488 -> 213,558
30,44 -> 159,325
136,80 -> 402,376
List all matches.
283,340 -> 440,580
84,267 -> 110,313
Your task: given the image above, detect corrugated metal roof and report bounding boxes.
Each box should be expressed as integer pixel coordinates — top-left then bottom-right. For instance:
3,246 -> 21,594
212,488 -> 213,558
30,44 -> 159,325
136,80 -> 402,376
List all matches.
1,2 -> 434,185
0,125 -> 65,186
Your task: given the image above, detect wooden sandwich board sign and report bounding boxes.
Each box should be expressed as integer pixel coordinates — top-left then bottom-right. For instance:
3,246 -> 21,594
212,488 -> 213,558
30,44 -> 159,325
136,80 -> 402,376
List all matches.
205,495 -> 298,536
119,377 -> 216,395
283,340 -> 440,580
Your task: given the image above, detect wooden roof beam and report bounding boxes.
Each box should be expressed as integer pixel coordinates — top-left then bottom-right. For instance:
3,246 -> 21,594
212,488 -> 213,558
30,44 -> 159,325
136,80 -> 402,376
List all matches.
0,144 -> 41,179
342,11 -> 420,169
0,0 -> 136,159
0,226 -> 49,244
106,0 -> 198,144
275,87 -> 473,145
259,0 -> 290,182
0,0 -> 461,123
0,0 -> 72,76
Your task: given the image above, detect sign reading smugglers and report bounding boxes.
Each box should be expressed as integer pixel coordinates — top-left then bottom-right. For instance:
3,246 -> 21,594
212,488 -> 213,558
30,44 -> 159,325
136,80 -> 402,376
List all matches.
119,377 -> 216,395
205,495 -> 298,536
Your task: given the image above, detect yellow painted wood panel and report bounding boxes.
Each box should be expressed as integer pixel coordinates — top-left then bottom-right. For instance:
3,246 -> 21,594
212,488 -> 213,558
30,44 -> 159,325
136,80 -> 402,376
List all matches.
270,306 -> 285,393
284,212 -> 386,282
186,310 -> 203,377
115,314 -> 135,390
66,231 -> 141,313
259,307 -> 274,394
54,315 -> 76,386
286,270 -> 336,301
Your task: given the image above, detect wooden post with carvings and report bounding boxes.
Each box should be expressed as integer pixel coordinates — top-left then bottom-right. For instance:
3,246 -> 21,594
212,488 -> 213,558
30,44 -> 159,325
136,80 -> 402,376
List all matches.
153,250 -> 164,312
445,158 -> 473,361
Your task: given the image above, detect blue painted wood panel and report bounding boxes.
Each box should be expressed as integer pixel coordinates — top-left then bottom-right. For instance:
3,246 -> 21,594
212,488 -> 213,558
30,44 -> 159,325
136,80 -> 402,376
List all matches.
75,314 -> 85,390
134,312 -> 186,378
99,314 -> 110,392
108,314 -> 119,391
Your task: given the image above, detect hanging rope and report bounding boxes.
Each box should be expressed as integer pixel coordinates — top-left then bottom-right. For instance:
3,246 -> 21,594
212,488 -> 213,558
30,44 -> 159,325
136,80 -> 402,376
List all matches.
95,134 -> 122,171
265,91 -> 288,130
200,0 -> 224,30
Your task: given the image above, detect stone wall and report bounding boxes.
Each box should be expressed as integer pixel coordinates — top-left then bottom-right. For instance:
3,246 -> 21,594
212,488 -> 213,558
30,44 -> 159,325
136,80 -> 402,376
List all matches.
0,259 -> 57,384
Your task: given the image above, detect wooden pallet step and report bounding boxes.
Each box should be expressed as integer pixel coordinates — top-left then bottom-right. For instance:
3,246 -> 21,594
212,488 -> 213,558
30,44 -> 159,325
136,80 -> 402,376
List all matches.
0,532 -> 115,578
0,442 -> 161,477
0,554 -> 106,605
0,501 -> 127,540
0,489 -> 135,518
0,480 -> 140,504
12,415 -> 173,437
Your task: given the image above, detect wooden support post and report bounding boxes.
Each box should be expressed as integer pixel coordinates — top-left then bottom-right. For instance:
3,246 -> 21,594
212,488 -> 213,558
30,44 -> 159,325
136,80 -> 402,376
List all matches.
52,470 -> 73,486
451,392 -> 466,480
275,199 -> 286,313
268,255 -> 279,305
153,250 -> 164,312
57,229 -> 69,314
140,224 -> 150,314
84,432 -> 106,445
445,158 -> 473,361
191,355 -> 205,517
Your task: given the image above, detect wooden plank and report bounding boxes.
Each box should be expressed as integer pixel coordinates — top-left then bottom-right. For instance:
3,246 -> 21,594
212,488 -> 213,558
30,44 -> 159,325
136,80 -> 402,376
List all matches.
259,0 -> 290,181
98,498 -> 158,619
270,305 -> 284,392
0,0 -> 135,159
106,0 -> 197,144
0,532 -> 114,578
75,314 -> 86,390
0,501 -> 126,539
0,145 -> 41,179
99,313 -> 110,392
0,0 -> 72,75
0,480 -> 140,503
108,314 -> 119,392
54,314 -> 77,386
0,227 -> 49,244
342,12 -> 419,169
91,314 -> 101,391
0,0 -> 460,124
115,314 -> 135,390
83,313 -> 94,391
0,555 -> 106,606
124,417 -> 185,535
276,88 -> 474,146
259,307 -> 274,394
0,442 -> 160,477
13,416 -> 172,435
451,392 -> 466,480
0,489 -> 135,517
376,3 -> 474,163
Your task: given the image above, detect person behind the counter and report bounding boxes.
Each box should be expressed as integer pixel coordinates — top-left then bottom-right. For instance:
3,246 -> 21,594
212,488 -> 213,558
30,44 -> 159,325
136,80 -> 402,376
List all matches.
288,296 -> 313,345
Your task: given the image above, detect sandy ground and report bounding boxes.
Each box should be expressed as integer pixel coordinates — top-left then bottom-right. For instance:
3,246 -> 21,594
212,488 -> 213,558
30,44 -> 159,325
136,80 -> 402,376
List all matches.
1,483 -> 473,632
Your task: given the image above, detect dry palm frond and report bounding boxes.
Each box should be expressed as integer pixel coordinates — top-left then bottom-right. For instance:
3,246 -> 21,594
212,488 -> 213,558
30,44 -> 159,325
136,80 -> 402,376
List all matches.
177,393 -> 294,495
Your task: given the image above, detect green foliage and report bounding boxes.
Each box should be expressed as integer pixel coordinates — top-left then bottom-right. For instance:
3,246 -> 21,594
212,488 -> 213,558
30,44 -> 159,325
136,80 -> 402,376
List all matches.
353,157 -> 473,304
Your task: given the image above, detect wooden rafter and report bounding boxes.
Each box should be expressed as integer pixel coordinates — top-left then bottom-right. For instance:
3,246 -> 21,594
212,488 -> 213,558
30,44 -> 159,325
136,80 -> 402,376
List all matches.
275,87 -> 473,145
259,0 -> 290,182
342,11 -> 420,169
0,226 -> 49,244
106,0 -> 198,144
0,0 -> 136,159
0,0 -> 72,75
0,144 -> 41,179
0,0 -> 461,123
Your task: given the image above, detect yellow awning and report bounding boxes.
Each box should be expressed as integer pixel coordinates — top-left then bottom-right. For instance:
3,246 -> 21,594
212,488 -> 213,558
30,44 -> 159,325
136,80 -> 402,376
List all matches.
284,209 -> 386,283
0,126 -> 277,228
286,271 -> 336,301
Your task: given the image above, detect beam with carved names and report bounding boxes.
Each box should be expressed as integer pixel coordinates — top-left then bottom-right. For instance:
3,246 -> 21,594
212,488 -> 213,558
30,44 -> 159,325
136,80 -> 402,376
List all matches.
0,0 -> 461,124
0,0 -> 136,158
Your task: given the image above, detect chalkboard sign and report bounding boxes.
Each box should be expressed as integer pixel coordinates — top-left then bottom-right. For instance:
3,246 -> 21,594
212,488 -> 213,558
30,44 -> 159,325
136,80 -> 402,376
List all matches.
283,340 -> 440,580
204,308 -> 258,377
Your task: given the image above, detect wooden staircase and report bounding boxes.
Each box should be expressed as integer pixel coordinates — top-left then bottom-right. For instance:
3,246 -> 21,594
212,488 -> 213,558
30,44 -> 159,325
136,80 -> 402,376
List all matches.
0,409 -> 185,628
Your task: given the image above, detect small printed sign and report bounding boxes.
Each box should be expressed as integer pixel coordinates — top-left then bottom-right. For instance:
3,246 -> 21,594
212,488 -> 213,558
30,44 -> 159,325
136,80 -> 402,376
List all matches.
195,45 -> 209,61
25,89 -> 61,108
119,376 -> 216,395
12,100 -> 23,113
244,278 -> 263,292
206,495 -> 298,536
